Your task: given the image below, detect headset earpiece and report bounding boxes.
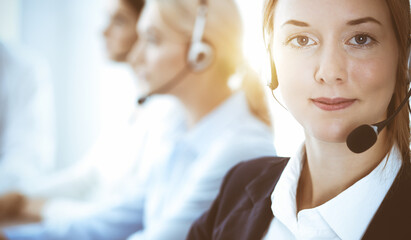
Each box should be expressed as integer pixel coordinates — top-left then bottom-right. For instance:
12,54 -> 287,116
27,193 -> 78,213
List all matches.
188,41 -> 214,72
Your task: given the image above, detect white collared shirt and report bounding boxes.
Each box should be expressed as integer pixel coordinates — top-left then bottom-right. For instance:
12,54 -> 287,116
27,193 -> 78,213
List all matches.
263,144 -> 402,240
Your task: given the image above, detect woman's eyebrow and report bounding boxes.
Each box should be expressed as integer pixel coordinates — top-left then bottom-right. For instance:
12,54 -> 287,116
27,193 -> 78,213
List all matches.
281,17 -> 382,28
281,19 -> 310,28
347,17 -> 382,26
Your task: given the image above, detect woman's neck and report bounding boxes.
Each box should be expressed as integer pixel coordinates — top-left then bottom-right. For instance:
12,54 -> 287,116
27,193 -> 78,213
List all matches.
297,129 -> 391,211
174,72 -> 232,129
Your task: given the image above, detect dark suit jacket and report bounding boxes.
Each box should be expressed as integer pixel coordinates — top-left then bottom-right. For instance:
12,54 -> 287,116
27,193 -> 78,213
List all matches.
187,157 -> 411,240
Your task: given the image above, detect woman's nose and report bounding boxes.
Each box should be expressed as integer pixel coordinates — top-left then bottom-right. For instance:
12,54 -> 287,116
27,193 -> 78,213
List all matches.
314,44 -> 347,85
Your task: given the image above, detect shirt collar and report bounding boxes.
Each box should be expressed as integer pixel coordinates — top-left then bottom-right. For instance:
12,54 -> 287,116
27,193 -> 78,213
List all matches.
271,143 -> 305,233
271,144 -> 402,239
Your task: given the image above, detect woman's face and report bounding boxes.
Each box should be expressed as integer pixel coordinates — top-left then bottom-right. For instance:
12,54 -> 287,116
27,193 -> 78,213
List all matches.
272,0 -> 399,143
128,2 -> 188,94
103,0 -> 139,62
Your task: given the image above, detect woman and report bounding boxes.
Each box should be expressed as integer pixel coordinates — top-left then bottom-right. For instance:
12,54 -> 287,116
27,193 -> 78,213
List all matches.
188,0 -> 411,239
1,0 -> 276,239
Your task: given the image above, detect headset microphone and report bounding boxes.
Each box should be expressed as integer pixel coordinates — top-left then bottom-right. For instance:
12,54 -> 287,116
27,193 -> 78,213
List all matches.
346,89 -> 411,153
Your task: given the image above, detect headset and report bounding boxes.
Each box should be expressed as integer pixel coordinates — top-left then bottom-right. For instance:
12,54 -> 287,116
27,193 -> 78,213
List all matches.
137,0 -> 214,105
267,38 -> 411,154
187,0 -> 214,72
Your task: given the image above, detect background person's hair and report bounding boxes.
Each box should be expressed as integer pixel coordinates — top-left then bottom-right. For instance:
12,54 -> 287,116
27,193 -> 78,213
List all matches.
263,0 -> 411,163
124,0 -> 145,15
147,0 -> 272,126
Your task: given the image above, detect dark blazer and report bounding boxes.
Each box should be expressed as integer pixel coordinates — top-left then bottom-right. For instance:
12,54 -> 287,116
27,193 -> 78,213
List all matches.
187,157 -> 411,240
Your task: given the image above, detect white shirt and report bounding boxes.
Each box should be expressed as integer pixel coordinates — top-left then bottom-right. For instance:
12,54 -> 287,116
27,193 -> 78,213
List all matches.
0,42 -> 55,194
5,91 -> 277,240
263,144 -> 402,240
23,96 -> 180,222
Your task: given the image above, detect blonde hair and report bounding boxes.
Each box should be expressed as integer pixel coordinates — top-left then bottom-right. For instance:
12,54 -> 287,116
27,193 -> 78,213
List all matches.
263,0 -> 410,163
147,0 -> 272,126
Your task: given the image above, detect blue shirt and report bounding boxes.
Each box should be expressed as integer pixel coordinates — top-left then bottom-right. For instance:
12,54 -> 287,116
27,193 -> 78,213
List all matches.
4,91 -> 276,240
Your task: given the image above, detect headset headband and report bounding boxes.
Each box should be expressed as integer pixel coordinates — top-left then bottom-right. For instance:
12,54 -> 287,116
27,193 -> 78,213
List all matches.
191,0 -> 208,45
187,0 -> 214,72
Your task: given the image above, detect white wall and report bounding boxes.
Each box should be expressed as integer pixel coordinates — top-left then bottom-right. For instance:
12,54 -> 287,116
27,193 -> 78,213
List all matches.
0,0 -> 137,168
0,0 -> 21,43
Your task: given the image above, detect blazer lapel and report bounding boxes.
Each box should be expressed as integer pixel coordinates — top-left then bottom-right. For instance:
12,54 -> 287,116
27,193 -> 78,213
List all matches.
240,159 -> 288,240
362,166 -> 411,239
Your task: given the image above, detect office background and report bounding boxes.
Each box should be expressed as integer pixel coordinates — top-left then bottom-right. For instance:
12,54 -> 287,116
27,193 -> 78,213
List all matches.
0,0 -> 304,170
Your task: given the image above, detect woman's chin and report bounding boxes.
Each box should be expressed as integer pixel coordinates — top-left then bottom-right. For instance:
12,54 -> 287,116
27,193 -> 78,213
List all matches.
306,125 -> 353,144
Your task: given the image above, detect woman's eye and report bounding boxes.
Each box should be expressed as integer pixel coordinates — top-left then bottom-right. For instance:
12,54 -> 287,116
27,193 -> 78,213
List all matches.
288,36 -> 316,48
347,34 -> 376,47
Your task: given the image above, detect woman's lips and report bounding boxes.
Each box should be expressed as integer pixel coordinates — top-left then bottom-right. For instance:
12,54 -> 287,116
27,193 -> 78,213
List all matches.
311,97 -> 356,111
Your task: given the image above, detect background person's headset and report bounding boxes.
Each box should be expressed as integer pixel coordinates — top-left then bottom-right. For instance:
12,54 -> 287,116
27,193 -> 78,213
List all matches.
187,0 -> 214,71
267,36 -> 411,154
138,0 -> 214,105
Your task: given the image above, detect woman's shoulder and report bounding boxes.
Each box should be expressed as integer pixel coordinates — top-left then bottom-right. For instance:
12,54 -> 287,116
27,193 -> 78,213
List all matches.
218,156 -> 289,197
230,157 -> 289,179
